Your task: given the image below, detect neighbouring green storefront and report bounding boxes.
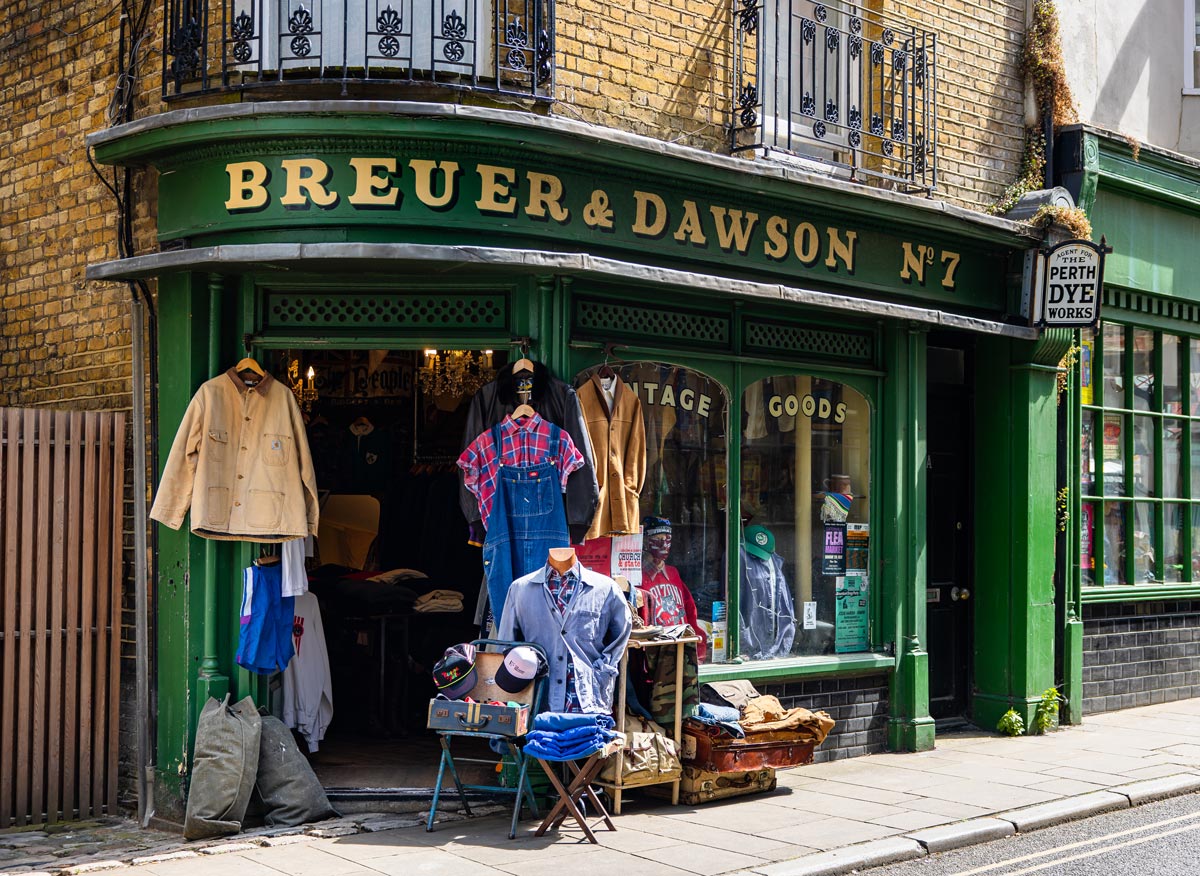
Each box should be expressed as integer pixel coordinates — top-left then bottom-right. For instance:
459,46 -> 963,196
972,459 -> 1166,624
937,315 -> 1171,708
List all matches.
1058,126 -> 1200,715
89,103 -> 1069,818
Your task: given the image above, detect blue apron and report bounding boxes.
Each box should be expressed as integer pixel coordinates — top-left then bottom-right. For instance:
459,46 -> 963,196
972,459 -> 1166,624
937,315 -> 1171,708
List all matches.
483,422 -> 571,624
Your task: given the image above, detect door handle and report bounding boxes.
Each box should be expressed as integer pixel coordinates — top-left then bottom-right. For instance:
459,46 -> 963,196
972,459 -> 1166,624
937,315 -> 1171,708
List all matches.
951,586 -> 970,601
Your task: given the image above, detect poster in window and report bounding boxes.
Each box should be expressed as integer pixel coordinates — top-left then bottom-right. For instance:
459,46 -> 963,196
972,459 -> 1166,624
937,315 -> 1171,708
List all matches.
611,533 -> 644,587
822,523 -> 847,576
835,575 -> 869,653
845,524 -> 869,574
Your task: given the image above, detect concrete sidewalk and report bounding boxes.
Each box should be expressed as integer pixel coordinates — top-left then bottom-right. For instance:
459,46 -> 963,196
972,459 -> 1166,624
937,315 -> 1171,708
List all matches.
6,698 -> 1200,876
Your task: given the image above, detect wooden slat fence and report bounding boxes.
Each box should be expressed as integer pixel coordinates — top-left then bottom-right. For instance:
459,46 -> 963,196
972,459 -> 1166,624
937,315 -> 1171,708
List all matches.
0,409 -> 127,826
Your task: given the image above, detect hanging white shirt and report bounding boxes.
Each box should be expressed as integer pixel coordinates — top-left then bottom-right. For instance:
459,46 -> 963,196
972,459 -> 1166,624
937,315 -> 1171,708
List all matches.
282,591 -> 334,753
280,536 -> 309,597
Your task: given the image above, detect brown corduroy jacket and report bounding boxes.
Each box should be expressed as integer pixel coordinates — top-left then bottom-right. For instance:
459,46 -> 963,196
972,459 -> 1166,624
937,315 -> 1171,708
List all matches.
578,374 -> 647,541
150,369 -> 319,542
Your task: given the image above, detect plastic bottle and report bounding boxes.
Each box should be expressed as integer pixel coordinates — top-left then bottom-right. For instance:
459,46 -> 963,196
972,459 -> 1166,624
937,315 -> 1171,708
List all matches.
710,601 -> 727,663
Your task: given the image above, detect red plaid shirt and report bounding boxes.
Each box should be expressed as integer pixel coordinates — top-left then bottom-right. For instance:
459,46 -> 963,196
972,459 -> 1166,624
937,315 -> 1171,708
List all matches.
457,413 -> 584,530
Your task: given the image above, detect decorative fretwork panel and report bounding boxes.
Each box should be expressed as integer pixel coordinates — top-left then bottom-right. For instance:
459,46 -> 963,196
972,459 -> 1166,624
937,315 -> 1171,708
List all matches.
574,299 -> 731,349
164,0 -> 554,99
264,293 -> 507,331
744,320 -> 873,362
732,0 -> 936,193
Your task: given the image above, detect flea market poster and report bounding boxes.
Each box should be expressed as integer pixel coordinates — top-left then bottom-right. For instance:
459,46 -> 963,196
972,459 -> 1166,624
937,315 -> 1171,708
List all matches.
822,523 -> 847,576
835,574 -> 869,653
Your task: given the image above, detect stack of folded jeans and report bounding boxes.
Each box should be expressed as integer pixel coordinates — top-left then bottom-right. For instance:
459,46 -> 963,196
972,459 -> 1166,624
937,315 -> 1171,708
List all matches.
685,702 -> 745,738
523,712 -> 619,761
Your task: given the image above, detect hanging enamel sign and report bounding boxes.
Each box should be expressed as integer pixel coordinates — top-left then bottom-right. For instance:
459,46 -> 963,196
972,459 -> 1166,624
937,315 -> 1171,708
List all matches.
1034,237 -> 1111,329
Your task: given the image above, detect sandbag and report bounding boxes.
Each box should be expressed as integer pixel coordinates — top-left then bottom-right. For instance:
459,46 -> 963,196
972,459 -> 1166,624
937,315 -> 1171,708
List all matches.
255,713 -> 339,827
184,695 -> 262,840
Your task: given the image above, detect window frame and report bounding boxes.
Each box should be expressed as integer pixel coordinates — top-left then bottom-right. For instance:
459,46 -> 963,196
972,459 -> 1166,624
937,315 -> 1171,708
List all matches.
1185,0 -> 1200,94
568,322 -> 886,679
1081,321 -> 1198,594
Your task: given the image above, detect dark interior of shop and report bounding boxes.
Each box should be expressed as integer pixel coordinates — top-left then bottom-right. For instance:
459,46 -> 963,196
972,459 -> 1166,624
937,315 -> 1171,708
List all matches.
273,347 -> 506,790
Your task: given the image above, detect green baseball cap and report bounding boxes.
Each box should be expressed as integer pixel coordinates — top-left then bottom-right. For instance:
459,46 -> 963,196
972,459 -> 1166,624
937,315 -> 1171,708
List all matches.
744,525 -> 775,560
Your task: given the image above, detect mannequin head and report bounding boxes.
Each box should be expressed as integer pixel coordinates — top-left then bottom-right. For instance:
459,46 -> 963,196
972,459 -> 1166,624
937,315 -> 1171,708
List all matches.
643,516 -> 673,565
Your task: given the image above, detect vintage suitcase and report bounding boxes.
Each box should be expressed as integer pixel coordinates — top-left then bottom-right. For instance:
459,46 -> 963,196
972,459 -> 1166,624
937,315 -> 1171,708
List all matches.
426,699 -> 530,737
682,724 -> 815,772
647,765 -> 777,805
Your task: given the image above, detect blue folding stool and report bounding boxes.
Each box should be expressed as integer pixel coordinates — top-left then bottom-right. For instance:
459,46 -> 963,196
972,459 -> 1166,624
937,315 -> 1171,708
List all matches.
426,639 -> 547,839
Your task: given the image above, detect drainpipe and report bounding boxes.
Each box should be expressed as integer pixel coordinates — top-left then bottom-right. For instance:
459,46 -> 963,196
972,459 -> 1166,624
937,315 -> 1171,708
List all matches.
130,293 -> 154,827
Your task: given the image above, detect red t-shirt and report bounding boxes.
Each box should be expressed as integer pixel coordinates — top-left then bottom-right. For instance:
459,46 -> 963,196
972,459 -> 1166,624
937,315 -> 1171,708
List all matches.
638,564 -> 707,660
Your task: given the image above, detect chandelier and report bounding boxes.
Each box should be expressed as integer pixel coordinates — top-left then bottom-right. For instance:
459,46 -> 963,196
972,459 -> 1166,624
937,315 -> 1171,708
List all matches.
288,358 -> 319,413
420,350 -> 495,399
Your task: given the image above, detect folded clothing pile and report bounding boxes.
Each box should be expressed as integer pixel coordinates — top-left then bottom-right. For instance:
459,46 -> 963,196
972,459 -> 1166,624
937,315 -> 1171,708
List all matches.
414,589 -> 464,613
523,712 -> 620,761
739,695 -> 835,744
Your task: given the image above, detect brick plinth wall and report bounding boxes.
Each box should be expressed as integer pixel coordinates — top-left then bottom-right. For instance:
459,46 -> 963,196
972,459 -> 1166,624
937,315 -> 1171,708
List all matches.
1082,600 -> 1200,714
758,674 -> 889,762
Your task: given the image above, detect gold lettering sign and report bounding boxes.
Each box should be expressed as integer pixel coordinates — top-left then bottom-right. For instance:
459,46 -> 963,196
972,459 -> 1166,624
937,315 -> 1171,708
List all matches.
221,157 -> 968,291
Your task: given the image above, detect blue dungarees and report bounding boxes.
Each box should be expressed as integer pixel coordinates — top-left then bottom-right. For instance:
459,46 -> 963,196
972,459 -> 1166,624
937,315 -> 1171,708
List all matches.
482,422 -> 571,623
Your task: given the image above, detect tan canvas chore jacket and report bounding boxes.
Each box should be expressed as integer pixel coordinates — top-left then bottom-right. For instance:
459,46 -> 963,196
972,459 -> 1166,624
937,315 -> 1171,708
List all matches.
150,369 -> 319,542
578,374 -> 646,541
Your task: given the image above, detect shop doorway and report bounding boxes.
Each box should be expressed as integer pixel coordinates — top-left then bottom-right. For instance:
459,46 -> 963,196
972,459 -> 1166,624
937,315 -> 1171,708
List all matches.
926,342 -> 974,722
267,347 -> 503,793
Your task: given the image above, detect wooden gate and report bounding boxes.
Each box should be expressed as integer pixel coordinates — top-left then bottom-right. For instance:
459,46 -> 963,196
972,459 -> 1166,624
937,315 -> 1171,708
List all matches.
0,409 -> 128,826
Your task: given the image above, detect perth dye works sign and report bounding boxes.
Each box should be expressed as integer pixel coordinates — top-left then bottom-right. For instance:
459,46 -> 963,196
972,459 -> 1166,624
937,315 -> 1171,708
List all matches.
1025,238 -> 1110,329
153,142 -> 1011,312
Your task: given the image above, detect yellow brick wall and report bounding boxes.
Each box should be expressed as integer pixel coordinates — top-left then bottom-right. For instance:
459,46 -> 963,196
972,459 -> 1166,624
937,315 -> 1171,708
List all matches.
0,2 -> 165,412
555,0 -> 1028,211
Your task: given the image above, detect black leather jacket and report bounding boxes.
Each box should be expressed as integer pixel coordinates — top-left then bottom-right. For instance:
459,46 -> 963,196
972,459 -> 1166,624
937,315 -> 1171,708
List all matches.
459,361 -> 600,544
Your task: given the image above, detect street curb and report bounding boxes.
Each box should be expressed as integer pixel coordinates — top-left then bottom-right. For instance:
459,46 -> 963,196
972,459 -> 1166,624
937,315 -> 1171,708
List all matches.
1109,773 -> 1200,805
1000,790 -> 1130,832
737,837 -> 926,876
904,817 -> 1015,853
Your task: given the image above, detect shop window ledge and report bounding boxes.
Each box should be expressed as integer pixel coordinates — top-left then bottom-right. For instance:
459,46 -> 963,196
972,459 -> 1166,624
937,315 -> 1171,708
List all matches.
699,652 -> 895,683
1082,583 -> 1200,603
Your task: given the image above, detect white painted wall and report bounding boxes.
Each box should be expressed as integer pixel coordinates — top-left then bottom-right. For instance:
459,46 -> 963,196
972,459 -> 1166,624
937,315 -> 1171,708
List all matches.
1056,0 -> 1200,155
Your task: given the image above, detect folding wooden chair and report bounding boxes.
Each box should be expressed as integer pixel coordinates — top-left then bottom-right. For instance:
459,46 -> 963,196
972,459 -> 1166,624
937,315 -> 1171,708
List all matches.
426,639 -> 547,839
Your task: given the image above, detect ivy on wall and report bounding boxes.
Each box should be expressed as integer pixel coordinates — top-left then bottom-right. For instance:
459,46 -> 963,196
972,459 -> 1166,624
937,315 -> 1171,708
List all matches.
989,0 -> 1090,237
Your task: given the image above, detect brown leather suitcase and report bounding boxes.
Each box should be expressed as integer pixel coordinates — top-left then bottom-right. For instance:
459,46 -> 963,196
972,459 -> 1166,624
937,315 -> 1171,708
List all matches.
646,765 -> 777,804
682,724 -> 816,772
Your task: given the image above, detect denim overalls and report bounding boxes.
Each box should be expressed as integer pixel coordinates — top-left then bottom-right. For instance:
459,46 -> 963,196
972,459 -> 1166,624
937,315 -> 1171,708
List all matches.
483,421 -> 571,624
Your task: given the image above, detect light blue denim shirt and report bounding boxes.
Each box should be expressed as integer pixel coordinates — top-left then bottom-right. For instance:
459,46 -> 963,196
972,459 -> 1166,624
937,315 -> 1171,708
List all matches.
498,563 -> 632,714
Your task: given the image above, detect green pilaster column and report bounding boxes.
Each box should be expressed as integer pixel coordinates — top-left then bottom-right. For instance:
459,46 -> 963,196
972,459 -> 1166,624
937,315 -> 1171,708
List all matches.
153,272 -> 219,821
1063,330 -> 1083,724
972,331 -> 1071,729
885,326 -> 934,752
198,274 -> 230,705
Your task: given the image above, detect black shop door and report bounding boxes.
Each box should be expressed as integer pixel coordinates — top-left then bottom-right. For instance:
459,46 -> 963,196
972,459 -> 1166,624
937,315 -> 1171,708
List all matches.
926,343 -> 974,721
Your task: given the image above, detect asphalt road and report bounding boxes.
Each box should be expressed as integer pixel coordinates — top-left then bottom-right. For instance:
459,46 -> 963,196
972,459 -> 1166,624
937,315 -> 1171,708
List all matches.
862,792 -> 1200,876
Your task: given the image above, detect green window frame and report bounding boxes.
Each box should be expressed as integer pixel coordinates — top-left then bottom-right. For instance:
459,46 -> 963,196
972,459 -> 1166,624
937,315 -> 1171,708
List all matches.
1081,321 -> 1200,591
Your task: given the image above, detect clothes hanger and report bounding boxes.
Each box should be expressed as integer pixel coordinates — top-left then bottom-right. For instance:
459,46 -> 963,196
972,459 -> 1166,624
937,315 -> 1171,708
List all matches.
512,357 -> 534,375
236,357 -> 265,377
511,402 -> 536,420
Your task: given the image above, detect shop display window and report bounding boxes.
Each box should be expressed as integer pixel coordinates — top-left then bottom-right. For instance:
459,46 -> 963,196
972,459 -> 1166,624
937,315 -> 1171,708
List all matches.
576,361 -> 730,659
1082,324 -> 1200,587
739,376 -> 871,657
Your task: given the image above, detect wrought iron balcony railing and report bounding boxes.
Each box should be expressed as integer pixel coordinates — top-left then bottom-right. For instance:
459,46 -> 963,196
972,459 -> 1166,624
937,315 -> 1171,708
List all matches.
163,0 -> 554,99
732,0 -> 937,193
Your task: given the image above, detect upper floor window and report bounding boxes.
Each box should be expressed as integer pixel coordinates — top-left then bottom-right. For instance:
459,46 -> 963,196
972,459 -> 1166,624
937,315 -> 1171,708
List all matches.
1186,0 -> 1200,92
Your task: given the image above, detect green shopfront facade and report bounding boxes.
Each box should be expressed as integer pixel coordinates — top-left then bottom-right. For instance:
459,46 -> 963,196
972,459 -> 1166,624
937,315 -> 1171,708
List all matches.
1058,126 -> 1200,716
89,103 -> 1068,816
